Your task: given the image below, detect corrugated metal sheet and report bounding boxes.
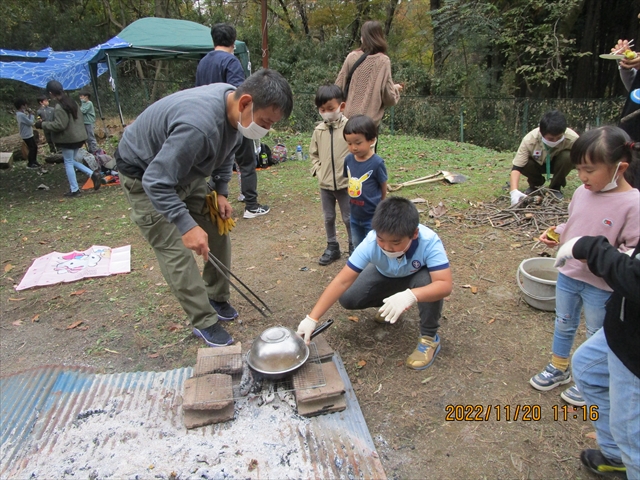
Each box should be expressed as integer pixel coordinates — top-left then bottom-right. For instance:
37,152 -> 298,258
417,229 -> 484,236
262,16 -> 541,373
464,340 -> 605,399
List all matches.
0,355 -> 386,479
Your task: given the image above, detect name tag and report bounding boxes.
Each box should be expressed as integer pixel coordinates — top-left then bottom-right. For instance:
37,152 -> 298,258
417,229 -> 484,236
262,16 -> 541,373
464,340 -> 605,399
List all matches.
533,150 -> 542,160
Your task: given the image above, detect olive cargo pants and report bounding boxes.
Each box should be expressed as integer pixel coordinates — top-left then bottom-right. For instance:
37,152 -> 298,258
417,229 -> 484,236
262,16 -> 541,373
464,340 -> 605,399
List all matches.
120,173 -> 231,329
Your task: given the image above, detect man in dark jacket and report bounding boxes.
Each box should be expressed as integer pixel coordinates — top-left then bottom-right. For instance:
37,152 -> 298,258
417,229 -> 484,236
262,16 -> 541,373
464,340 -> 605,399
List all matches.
116,70 -> 292,347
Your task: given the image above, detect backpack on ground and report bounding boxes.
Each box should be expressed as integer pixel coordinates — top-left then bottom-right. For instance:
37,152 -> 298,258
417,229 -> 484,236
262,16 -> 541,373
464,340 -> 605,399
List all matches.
271,143 -> 287,165
256,143 -> 272,168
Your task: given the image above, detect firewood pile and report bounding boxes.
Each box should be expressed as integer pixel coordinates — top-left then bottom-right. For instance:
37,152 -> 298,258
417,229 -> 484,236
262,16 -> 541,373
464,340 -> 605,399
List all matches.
464,187 -> 568,234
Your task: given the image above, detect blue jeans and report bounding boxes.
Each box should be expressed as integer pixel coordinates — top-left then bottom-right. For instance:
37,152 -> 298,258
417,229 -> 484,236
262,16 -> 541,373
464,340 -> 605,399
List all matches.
573,329 -> 640,478
350,216 -> 372,248
552,273 -> 611,359
61,147 -> 93,193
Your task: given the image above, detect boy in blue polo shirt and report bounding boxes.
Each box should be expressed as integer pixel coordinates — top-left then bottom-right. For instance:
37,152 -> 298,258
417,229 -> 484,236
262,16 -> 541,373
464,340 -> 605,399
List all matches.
297,196 -> 453,370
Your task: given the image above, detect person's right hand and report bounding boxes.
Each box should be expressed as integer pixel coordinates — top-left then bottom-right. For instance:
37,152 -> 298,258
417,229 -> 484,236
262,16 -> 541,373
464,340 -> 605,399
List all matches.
395,83 -> 404,93
296,315 -> 318,345
539,227 -> 560,248
510,189 -> 526,206
182,225 -> 209,261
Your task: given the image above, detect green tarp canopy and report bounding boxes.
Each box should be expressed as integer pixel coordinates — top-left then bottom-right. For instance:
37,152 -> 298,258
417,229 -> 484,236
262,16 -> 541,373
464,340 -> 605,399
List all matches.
89,17 -> 250,125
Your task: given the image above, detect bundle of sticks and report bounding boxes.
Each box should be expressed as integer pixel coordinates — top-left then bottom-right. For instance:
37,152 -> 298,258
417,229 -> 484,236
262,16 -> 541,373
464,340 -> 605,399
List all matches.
464,187 -> 568,234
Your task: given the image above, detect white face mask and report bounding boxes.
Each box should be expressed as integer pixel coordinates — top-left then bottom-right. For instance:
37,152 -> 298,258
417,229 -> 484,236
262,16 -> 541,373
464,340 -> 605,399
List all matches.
381,239 -> 411,259
237,105 -> 269,140
541,135 -> 564,148
601,162 -> 622,192
320,110 -> 342,123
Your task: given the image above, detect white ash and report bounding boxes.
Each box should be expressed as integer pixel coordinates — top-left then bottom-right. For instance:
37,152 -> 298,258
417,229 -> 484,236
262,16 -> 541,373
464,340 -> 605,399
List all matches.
24,394 -> 326,479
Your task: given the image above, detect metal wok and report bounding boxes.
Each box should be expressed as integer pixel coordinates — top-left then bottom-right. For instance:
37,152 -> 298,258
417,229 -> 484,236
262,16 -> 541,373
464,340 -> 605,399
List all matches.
246,319 -> 333,379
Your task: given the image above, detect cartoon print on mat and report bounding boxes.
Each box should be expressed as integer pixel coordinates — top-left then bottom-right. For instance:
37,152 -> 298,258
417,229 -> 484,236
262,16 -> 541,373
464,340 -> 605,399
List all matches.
54,248 -> 106,274
347,167 -> 373,197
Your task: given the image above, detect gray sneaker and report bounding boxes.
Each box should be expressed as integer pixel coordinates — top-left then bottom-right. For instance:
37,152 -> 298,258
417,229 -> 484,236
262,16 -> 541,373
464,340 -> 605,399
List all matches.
530,364 -> 572,391
561,384 -> 586,406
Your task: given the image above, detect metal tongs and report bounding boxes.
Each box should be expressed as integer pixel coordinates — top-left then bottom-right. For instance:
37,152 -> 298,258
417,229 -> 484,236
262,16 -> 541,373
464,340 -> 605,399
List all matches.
207,252 -> 272,318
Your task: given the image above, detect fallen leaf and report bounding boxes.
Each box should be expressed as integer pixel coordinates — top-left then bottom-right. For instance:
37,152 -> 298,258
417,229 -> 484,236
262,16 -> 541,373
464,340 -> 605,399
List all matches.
470,286 -> 478,294
376,357 -> 384,366
246,266 -> 256,270
411,197 -> 427,204
148,353 -> 160,358
487,318 -> 496,324
168,323 -> 183,332
70,289 -> 86,296
12,320 -> 22,326
248,459 -> 259,472
104,348 -> 120,354
31,314 -> 40,323
585,432 -> 597,440
396,360 -> 404,367
8,297 -> 25,302
347,315 -> 359,323
39,241 -> 47,244
411,391 -> 418,397
357,360 -> 367,367
22,237 -> 28,242
460,285 -> 471,289
434,220 -> 441,228
66,320 -> 83,330
510,243 -> 522,248
421,376 -> 434,384
4,264 -> 13,273
78,326 -> 89,331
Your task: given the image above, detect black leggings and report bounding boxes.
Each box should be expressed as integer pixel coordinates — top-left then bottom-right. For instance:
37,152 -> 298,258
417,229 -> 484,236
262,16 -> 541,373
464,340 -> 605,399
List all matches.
24,136 -> 38,165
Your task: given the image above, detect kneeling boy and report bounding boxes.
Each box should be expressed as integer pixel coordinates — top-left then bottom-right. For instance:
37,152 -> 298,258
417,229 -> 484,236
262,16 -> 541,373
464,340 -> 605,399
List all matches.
297,197 -> 452,370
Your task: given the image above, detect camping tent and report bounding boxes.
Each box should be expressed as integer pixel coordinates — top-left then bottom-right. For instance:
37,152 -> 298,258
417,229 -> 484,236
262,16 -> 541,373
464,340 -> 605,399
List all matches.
2,18 -> 251,125
88,18 -> 251,124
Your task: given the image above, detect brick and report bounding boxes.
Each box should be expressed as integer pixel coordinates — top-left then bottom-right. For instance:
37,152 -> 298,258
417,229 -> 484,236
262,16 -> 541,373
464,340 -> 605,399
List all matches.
183,402 -> 235,429
194,343 -> 243,376
296,394 -> 346,417
182,374 -> 233,410
310,336 -> 334,362
294,360 -> 345,402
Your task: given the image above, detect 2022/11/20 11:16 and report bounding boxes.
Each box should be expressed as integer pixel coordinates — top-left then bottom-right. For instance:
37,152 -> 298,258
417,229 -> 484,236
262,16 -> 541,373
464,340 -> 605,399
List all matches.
552,404 -> 599,421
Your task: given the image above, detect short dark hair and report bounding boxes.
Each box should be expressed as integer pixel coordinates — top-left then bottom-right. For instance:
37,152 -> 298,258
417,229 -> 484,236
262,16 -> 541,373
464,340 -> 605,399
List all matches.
211,23 -> 236,47
235,69 -> 293,119
14,98 -> 27,110
539,110 -> 567,136
372,197 -> 420,238
315,84 -> 344,107
343,115 -> 377,141
79,90 -> 91,98
36,95 -> 48,104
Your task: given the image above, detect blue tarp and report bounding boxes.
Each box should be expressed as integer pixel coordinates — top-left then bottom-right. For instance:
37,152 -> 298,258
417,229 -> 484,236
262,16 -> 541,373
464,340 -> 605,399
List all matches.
0,37 -> 129,90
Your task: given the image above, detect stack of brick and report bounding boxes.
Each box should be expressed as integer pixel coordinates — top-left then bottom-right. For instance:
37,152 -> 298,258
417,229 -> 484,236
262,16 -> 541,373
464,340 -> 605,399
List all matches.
293,337 -> 347,417
182,343 -> 242,429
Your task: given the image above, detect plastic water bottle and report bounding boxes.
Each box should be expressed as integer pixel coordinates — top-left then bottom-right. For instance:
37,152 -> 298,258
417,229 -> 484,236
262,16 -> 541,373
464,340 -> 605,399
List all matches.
296,145 -> 303,161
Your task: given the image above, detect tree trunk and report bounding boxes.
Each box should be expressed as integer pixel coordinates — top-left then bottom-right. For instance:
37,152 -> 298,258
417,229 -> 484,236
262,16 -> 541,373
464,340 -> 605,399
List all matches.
384,0 -> 398,37
293,0 -> 310,37
430,0 -> 442,67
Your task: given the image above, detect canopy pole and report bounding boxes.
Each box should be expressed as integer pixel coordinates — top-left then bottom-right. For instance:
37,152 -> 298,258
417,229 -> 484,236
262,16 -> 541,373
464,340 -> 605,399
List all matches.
106,53 -> 125,127
87,63 -> 108,140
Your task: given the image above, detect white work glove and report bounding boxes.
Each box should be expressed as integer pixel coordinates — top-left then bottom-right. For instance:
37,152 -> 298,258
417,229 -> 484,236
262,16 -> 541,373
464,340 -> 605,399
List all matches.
296,315 -> 318,344
510,189 -> 527,206
554,237 -> 582,268
378,289 -> 417,324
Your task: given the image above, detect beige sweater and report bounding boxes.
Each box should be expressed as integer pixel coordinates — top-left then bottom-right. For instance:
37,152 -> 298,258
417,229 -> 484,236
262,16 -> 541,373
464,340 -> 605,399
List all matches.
335,51 -> 400,125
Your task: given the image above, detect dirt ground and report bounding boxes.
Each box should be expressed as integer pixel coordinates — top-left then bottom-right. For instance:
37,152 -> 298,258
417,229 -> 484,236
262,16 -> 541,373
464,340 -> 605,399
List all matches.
0,157 -> 603,480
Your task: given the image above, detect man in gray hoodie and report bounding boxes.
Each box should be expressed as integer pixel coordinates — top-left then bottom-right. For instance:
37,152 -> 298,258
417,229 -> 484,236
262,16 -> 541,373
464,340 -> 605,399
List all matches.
115,69 -> 293,346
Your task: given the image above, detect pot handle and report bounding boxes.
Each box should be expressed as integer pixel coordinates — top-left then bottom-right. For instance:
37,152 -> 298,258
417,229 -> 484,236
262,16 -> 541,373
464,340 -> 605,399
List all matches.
310,318 -> 334,339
